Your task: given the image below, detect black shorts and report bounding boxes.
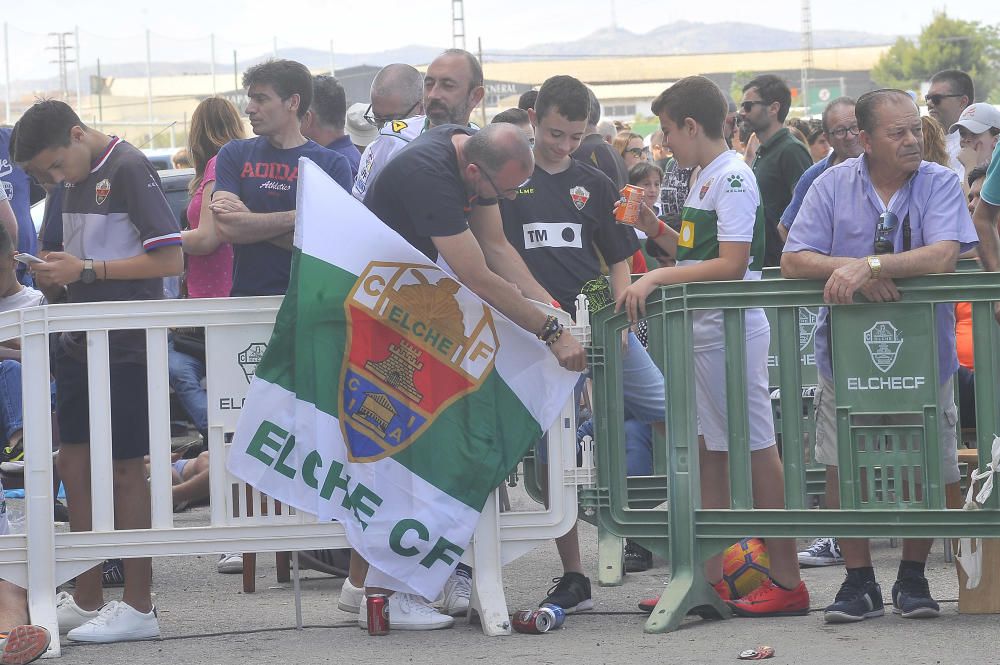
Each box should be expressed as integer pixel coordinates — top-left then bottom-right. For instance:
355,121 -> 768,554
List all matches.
54,345 -> 150,460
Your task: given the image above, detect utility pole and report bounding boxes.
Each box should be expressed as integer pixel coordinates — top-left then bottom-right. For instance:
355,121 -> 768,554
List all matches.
46,31 -> 75,101
800,0 -> 813,116
452,0 -> 466,50
210,33 -> 217,94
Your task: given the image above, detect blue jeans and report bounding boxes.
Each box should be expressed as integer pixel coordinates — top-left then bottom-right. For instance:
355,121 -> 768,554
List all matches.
621,332 -> 666,424
576,416 -> 654,476
0,360 -> 55,442
168,336 -> 208,435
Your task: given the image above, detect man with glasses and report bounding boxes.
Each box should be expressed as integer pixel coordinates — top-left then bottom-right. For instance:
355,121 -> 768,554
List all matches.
353,50 -> 485,201
356,121 -> 586,629
782,89 -> 978,624
740,75 -> 812,266
778,97 -> 863,243
926,69 -> 975,182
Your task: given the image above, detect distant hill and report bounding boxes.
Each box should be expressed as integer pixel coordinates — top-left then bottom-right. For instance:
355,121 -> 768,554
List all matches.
4,20 -> 895,97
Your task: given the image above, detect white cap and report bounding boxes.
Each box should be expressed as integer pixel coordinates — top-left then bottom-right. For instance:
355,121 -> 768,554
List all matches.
345,102 -> 379,147
949,103 -> 1000,135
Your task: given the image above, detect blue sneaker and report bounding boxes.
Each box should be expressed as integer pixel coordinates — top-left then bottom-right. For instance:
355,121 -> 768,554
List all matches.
824,575 -> 884,623
798,538 -> 844,567
891,576 -> 940,618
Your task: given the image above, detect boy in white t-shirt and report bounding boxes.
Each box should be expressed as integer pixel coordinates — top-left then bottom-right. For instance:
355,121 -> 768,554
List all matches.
617,76 -> 809,617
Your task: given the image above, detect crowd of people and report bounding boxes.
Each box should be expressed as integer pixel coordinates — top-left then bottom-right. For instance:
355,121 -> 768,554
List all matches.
0,45 -> 996,661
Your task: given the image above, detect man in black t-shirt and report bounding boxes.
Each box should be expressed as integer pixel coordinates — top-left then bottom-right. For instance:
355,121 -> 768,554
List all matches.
360,122 -> 587,629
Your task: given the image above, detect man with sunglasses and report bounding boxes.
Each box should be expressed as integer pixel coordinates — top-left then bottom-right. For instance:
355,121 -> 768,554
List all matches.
740,75 -> 813,267
353,50 -> 485,201
782,89 -> 978,624
926,69 -> 974,183
778,97 -> 863,243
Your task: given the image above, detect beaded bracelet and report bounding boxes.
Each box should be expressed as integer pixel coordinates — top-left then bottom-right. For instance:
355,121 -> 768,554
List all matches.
544,325 -> 565,346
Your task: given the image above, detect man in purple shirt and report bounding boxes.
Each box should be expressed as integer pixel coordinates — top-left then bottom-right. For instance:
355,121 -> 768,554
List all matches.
782,89 -> 978,625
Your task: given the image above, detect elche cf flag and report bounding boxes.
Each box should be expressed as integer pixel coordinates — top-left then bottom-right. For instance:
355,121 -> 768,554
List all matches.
227,157 -> 580,598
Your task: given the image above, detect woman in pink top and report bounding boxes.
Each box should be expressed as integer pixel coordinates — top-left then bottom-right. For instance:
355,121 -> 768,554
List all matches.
181,97 -> 245,297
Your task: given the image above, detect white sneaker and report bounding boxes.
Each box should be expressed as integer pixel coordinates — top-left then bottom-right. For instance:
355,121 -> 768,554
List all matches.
357,593 -> 454,631
440,569 -> 472,616
66,601 -> 160,643
217,553 -> 243,574
338,579 -> 364,613
55,591 -> 99,634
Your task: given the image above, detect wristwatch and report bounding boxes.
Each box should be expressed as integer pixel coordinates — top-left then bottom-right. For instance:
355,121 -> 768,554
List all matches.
80,258 -> 97,285
866,255 -> 882,279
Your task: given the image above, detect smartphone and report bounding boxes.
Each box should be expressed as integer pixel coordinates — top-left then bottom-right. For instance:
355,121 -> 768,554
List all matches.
13,253 -> 45,265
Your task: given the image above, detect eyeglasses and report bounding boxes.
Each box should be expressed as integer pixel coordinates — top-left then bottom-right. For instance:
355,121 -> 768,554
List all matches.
826,124 -> 860,140
473,162 -> 528,199
624,147 -> 647,158
924,93 -> 964,106
874,211 -> 898,255
363,100 -> 421,128
740,101 -> 768,113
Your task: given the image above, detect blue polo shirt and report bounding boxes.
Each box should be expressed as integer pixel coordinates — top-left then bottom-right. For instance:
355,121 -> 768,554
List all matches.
780,153 -> 833,230
326,135 -> 362,179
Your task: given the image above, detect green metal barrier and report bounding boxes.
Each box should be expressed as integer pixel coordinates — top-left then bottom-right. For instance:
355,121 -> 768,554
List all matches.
589,272 -> 1000,634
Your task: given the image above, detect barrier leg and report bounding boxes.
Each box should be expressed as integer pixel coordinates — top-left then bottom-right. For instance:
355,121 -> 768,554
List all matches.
643,568 -> 730,634
468,491 -> 511,636
596,529 -> 624,587
291,552 -> 303,630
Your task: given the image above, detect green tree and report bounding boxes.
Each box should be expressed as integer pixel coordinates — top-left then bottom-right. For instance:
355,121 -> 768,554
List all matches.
730,70 -> 755,104
872,12 -> 1000,101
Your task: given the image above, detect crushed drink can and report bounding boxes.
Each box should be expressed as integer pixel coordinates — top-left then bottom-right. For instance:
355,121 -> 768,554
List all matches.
614,184 -> 644,226
511,607 -> 557,634
738,646 -> 775,660
540,603 -> 566,629
366,593 -> 390,636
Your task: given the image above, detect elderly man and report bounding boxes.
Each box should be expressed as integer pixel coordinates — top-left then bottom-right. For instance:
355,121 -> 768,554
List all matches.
782,89 -> 978,623
353,50 -> 484,200
778,97 -> 863,243
926,69 -> 974,182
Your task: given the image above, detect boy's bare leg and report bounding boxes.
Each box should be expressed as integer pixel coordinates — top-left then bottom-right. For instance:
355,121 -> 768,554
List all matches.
750,445 -> 801,588
0,581 -> 28,630
555,525 -> 585,575
113,458 -> 152,613
56,443 -> 103,610
699,438 -> 730,583
348,550 -> 369,588
172,451 -> 210,506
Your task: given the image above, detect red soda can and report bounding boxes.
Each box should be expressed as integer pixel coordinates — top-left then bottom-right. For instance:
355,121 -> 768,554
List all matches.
367,594 -> 390,636
511,607 -> 557,634
614,184 -> 644,226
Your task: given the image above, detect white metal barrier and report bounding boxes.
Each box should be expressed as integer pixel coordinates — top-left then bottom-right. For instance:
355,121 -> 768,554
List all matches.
6,295 -> 589,655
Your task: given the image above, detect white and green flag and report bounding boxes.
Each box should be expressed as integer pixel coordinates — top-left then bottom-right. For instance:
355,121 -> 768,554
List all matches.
227,157 -> 579,598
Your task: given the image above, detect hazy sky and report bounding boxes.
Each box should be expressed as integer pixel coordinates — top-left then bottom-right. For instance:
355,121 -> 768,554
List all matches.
4,0 -> 999,80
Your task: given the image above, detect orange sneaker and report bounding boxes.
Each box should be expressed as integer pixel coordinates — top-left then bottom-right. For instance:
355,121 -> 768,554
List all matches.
727,579 -> 810,617
638,579 -> 732,613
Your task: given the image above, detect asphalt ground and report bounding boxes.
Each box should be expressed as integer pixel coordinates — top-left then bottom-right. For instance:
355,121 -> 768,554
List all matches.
17,487 -> 999,665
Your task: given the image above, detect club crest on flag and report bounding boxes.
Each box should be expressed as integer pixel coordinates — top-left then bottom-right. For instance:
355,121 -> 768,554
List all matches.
570,186 -> 590,210
339,262 -> 498,462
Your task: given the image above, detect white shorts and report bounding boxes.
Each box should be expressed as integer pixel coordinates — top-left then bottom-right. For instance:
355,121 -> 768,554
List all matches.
694,331 -> 776,452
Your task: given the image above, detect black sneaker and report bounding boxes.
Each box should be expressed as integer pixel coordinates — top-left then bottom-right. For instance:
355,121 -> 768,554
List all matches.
102,559 -> 125,587
891,576 -> 940,618
824,575 -> 884,623
624,540 -> 653,573
540,572 -> 593,613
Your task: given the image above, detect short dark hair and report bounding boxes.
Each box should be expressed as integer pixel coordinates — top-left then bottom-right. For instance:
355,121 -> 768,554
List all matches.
242,59 -> 313,119
821,96 -> 856,132
534,75 -> 590,124
969,165 -> 989,187
311,75 -> 347,130
931,69 -> 975,104
586,88 -> 601,126
438,49 -> 484,90
628,161 -> 664,187
743,74 -> 792,123
651,76 -> 727,140
11,99 -> 85,163
855,89 -> 915,134
0,224 -> 12,256
517,90 -> 538,111
491,108 -> 529,126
